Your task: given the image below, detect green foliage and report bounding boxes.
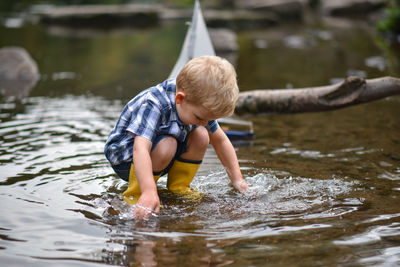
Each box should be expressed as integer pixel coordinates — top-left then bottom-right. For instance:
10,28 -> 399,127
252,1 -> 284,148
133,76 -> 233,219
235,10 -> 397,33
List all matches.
308,0 -> 320,9
377,0 -> 400,34
158,0 -> 194,8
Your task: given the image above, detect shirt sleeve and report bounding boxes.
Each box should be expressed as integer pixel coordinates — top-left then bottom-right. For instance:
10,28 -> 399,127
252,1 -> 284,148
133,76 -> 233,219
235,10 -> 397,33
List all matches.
206,119 -> 219,133
126,99 -> 162,143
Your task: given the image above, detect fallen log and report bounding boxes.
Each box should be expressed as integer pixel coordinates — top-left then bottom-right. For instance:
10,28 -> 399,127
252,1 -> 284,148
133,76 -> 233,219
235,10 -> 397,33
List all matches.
235,76 -> 400,115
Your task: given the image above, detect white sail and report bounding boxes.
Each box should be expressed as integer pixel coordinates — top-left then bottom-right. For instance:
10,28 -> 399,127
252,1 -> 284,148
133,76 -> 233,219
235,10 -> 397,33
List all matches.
169,0 -> 215,79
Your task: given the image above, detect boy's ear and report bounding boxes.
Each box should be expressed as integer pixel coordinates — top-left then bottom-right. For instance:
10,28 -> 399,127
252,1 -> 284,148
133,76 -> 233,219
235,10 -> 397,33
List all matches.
175,92 -> 186,104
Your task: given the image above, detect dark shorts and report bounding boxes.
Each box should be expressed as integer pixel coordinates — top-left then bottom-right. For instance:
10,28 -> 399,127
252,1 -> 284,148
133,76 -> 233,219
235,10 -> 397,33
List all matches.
111,135 -> 188,181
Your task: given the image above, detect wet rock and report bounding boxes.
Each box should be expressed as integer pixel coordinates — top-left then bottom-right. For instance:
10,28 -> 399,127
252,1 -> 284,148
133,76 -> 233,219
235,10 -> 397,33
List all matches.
209,28 -> 238,66
161,8 -> 278,29
37,4 -> 161,28
320,0 -> 388,16
0,47 -> 39,99
205,9 -> 278,29
209,28 -> 238,53
204,9 -> 278,29
234,0 -> 304,19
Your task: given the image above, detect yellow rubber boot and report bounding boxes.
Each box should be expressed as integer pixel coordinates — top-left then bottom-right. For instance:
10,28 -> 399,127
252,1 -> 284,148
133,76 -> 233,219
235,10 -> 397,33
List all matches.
167,159 -> 202,200
122,164 -> 161,205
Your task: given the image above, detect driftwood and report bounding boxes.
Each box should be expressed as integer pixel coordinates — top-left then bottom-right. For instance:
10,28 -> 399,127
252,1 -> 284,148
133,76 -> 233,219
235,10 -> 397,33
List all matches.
235,76 -> 400,115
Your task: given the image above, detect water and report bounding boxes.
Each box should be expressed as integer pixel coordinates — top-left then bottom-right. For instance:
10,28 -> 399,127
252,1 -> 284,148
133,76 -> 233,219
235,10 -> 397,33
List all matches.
1,12 -> 400,267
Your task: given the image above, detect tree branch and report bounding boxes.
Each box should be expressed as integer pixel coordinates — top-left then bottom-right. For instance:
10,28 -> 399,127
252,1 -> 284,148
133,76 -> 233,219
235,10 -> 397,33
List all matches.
235,76 -> 400,115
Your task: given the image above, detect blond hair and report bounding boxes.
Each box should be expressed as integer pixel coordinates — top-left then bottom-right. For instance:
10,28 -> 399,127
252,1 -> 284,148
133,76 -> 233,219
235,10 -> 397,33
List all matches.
176,56 -> 238,117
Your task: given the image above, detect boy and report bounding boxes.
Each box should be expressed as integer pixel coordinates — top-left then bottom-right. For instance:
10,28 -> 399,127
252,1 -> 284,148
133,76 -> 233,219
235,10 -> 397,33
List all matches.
104,56 -> 249,219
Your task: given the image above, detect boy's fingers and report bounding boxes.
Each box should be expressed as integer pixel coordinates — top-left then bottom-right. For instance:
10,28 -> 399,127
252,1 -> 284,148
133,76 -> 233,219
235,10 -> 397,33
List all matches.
232,180 -> 249,193
154,205 -> 160,213
134,204 -> 159,220
134,209 -> 150,219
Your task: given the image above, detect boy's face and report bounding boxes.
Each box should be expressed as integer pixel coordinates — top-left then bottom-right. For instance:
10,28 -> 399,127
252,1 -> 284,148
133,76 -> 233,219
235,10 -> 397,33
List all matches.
175,92 -> 219,126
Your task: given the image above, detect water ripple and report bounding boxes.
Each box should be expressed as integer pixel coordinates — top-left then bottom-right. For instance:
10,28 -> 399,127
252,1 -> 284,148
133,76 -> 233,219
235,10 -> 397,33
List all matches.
360,246 -> 400,266
334,222 -> 400,246
0,96 -> 119,186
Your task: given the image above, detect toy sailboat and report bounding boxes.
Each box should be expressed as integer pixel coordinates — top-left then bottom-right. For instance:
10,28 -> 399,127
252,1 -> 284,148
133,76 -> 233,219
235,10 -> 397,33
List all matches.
169,0 -> 254,140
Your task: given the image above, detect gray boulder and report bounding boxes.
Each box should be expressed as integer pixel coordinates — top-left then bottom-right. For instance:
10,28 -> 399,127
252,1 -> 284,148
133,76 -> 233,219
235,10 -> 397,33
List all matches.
209,28 -> 238,66
0,47 -> 39,99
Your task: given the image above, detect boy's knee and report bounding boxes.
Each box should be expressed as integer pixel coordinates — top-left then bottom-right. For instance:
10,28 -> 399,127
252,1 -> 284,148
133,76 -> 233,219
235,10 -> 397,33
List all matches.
190,126 -> 210,150
151,136 -> 177,169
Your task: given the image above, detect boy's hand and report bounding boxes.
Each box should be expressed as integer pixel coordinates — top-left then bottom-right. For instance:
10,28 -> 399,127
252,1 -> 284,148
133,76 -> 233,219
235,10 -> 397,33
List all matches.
132,136 -> 160,219
232,179 -> 249,194
134,191 -> 160,219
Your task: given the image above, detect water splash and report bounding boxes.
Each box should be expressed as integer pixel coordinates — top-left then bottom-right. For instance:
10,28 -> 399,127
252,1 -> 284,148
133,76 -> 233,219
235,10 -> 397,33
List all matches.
93,169 -> 360,242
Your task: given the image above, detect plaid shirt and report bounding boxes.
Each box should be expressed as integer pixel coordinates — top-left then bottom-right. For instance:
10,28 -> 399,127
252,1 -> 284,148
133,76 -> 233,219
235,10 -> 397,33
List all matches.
104,78 -> 219,166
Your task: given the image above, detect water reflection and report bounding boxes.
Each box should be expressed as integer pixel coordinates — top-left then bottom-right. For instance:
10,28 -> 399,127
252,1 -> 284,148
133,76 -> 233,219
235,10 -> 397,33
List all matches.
237,20 -> 400,90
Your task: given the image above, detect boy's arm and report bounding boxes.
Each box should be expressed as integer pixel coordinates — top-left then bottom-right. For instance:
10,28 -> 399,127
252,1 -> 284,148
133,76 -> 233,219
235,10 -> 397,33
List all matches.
209,127 -> 249,193
132,136 -> 160,218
